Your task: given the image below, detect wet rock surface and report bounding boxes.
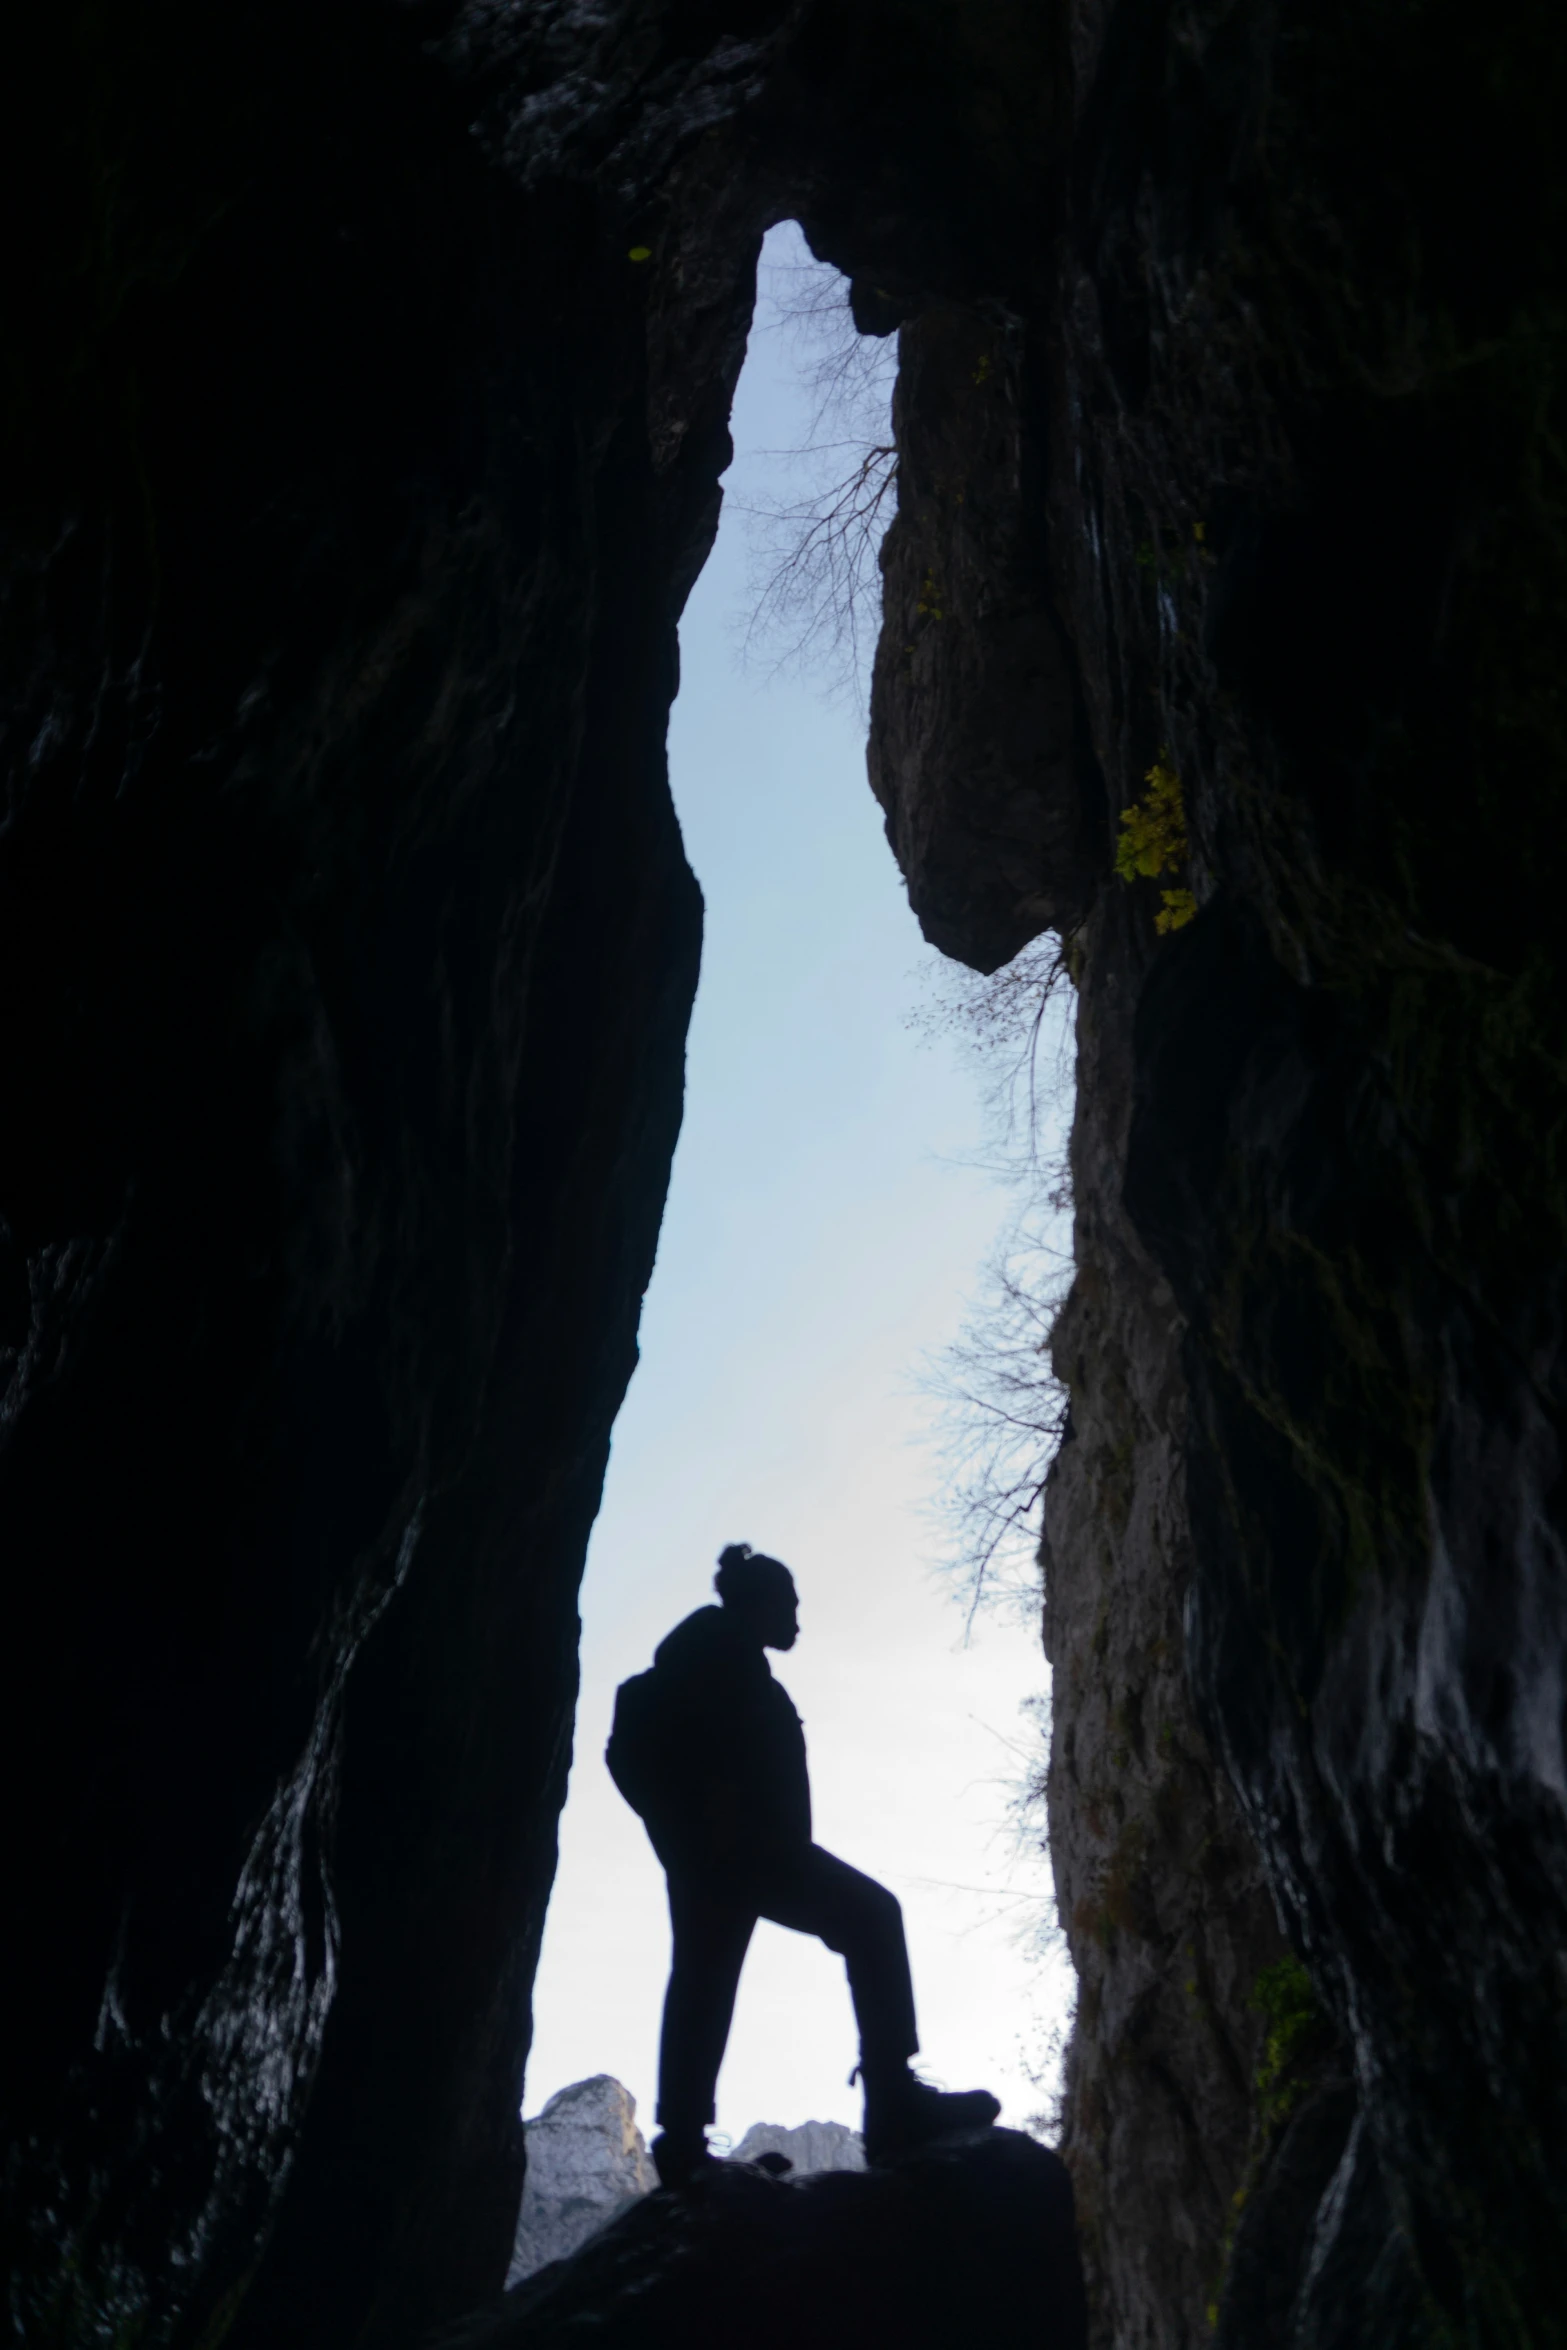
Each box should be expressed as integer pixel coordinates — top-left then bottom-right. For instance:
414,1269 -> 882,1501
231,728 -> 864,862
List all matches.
445,2129 -> 1085,2350
1040,5 -> 1567,2338
0,6 -> 741,2339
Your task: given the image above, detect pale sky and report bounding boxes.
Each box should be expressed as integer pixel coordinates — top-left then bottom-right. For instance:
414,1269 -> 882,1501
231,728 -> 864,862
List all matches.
524,226 -> 1073,2146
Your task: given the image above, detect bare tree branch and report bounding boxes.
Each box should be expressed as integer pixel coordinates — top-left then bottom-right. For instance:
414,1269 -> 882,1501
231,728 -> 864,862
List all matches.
913,937 -> 1078,1629
732,237 -> 899,708
733,440 -> 898,697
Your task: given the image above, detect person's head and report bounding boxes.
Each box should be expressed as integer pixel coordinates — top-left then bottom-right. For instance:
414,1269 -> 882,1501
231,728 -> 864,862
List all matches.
714,1542 -> 799,1650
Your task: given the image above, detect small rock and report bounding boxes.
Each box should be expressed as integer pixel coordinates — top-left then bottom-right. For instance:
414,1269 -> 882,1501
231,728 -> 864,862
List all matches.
730,2118 -> 866,2175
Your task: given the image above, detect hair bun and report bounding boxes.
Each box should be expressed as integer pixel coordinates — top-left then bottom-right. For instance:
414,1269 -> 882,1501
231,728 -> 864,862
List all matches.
714,1543 -> 791,1604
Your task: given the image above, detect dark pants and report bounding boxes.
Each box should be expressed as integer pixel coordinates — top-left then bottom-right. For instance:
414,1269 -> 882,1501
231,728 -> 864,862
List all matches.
655,1842 -> 918,2136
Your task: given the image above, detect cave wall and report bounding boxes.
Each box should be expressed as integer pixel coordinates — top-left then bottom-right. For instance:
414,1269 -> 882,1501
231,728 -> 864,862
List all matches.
1,5 -> 1067,2342
0,7 -> 743,2340
872,1 -> 1567,2344
5,2 -> 1565,2346
1060,6 -> 1567,2343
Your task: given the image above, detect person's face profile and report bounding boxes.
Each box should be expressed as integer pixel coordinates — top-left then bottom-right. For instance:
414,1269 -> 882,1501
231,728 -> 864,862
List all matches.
765,1581 -> 800,1651
741,1573 -> 797,1650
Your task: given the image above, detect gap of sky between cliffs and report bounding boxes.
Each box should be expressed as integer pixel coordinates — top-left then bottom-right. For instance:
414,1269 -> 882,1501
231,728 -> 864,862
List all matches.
525,225 -> 1073,2144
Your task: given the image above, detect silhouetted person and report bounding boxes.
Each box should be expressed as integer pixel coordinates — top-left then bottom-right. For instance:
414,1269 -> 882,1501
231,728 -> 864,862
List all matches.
607,1542 -> 1000,2186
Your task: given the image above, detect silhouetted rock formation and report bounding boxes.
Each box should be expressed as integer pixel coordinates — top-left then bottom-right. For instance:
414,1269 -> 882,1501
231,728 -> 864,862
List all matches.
507,2079 -> 657,2287
444,2129 -> 1084,2350
6,0 -> 1566,2344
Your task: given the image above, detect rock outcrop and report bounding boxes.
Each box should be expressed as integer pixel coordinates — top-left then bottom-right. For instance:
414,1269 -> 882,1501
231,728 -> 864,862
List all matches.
448,2129 -> 1084,2350
505,2084 -> 866,2287
507,2079 -> 657,2287
5,1 -> 1566,2346
731,2117 -> 866,2175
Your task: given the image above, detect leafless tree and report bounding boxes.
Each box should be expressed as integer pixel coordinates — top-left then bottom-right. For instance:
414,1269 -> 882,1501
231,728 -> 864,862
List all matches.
952,1687 -> 1075,2141
934,1226 -> 1071,1627
733,236 -> 899,707
912,933 -> 1077,1626
736,438 -> 899,700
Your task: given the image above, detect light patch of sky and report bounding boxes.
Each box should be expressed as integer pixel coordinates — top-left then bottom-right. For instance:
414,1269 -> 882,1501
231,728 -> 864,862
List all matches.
525,225 -> 1072,2145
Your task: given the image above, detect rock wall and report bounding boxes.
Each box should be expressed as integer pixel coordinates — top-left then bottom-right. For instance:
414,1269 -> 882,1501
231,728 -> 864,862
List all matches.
867,2 -> 1567,2342
1050,7 -> 1567,2343
0,8 -> 747,2342
5,2 -> 1565,2346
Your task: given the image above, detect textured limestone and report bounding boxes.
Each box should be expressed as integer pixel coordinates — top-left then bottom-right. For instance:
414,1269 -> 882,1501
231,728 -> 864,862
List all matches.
1041,6 -> 1567,2339
507,2078 -> 657,2286
1040,891 -> 1289,2350
730,2117 -> 867,2174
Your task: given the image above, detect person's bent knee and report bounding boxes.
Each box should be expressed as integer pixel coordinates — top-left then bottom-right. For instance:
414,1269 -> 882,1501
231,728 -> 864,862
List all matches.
866,1878 -> 903,1931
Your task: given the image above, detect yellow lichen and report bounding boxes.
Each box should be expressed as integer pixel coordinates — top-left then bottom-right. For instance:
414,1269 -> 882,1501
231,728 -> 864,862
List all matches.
915,569 -> 944,621
1252,1957 -> 1320,2129
1157,888 -> 1197,934
1114,756 -> 1197,932
1114,756 -> 1186,880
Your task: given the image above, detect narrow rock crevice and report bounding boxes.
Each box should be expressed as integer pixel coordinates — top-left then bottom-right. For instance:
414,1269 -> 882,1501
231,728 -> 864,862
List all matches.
3,3 -> 1564,2345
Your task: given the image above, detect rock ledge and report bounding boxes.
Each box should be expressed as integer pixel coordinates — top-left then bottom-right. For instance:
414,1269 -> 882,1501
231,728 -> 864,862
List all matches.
442,2128 -> 1084,2350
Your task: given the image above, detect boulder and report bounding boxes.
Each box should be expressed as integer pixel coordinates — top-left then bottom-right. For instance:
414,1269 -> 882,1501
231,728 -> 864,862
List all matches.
442,2127 -> 1085,2350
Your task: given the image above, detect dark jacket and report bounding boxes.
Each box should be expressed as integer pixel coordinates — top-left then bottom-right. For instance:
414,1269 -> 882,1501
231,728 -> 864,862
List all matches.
641,1606 -> 811,1876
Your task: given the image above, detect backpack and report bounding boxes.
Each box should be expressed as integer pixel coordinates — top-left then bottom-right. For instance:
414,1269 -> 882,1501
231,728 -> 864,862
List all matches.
605,1666 -> 684,1823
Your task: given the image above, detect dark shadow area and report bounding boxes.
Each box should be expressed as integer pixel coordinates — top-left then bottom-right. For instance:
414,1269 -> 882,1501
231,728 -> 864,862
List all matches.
435,2128 -> 1085,2350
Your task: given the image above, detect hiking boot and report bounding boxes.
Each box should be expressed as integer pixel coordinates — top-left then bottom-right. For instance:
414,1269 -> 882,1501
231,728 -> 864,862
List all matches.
861,2067 -> 1001,2164
651,2129 -> 725,2190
